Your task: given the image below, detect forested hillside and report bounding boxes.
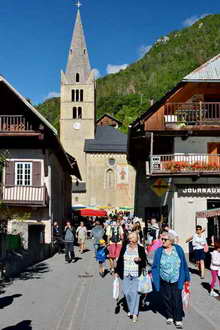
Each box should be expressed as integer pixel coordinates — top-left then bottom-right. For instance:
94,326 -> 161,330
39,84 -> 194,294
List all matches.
36,14 -> 220,133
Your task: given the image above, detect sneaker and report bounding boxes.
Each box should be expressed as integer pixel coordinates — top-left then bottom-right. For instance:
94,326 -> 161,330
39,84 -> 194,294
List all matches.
132,315 -> 138,323
210,290 -> 219,297
175,321 -> 183,329
127,312 -> 131,318
167,318 -> 174,325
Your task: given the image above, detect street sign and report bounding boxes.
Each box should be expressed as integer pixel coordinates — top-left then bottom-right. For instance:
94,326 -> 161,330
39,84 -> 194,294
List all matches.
151,178 -> 169,197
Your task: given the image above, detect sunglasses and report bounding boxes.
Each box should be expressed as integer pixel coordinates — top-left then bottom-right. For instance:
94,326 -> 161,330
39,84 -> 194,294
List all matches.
161,238 -> 169,242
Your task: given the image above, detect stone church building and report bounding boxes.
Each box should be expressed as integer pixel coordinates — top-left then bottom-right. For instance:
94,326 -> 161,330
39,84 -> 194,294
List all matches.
60,8 -> 135,209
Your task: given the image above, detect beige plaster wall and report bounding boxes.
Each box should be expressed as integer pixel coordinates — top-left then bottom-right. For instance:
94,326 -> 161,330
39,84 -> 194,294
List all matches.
83,153 -> 135,208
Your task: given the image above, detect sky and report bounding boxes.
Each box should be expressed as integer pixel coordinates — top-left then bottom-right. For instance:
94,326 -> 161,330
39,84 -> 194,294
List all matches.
0,0 -> 220,105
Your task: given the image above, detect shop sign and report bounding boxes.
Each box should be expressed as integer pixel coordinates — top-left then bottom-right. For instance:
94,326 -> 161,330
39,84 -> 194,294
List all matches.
177,185 -> 220,197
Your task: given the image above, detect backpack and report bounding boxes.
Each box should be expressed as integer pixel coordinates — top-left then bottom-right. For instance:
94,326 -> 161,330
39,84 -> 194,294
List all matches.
92,226 -> 104,242
96,247 -> 107,262
65,228 -> 74,242
111,226 -> 120,243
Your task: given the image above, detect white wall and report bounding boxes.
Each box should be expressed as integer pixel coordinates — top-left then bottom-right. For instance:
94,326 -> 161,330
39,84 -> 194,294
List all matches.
173,192 -> 207,251
174,136 -> 220,154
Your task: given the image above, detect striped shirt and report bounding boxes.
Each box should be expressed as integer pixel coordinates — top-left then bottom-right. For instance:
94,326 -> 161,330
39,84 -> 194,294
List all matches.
123,245 -> 139,277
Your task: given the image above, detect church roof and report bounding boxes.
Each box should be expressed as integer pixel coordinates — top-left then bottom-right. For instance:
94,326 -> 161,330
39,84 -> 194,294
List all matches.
183,53 -> 220,81
96,113 -> 122,126
65,9 -> 91,84
84,126 -> 127,153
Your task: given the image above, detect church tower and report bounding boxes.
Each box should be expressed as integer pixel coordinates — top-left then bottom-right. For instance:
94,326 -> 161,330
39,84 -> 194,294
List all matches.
60,5 -> 95,204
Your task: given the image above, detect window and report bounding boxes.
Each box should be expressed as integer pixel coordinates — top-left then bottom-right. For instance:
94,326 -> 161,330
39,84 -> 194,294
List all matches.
73,107 -> 77,119
76,73 -> 80,82
76,89 -> 79,102
108,158 -> 116,166
78,107 -> 82,119
72,90 -> 75,102
73,107 -> 82,119
106,169 -> 115,189
80,89 -> 83,102
15,162 -> 32,186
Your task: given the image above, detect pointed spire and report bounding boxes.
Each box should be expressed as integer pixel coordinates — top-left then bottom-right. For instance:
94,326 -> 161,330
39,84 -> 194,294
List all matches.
65,8 -> 91,84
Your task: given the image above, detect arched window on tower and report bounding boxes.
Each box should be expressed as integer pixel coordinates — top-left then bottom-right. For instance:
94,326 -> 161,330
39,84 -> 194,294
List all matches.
76,73 -> 80,83
72,90 -> 75,102
73,107 -> 77,119
80,89 -> 84,102
106,169 -> 115,189
76,89 -> 79,102
78,107 -> 82,119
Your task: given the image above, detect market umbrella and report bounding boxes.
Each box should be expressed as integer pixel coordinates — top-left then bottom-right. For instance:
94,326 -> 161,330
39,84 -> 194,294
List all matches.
75,209 -> 107,217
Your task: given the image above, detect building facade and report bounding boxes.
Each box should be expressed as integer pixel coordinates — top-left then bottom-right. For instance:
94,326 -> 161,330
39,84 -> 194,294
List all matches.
128,54 -> 220,250
0,75 -> 80,266
60,9 -> 135,209
60,9 -> 95,205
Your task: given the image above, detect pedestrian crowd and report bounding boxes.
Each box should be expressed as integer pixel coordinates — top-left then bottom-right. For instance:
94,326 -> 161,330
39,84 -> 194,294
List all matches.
53,214 -> 220,329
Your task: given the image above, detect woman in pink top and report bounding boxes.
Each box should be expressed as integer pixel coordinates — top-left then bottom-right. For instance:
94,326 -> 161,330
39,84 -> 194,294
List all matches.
210,240 -> 220,297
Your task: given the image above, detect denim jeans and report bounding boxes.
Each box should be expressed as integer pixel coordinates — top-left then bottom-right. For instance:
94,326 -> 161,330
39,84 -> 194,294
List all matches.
123,275 -> 140,315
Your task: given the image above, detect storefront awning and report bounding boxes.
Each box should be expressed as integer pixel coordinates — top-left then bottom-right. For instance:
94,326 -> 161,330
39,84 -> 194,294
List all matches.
196,208 -> 220,218
74,209 -> 107,217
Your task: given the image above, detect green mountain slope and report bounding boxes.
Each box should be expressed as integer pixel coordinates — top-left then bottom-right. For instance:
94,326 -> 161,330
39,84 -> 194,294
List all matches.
36,14 -> 220,133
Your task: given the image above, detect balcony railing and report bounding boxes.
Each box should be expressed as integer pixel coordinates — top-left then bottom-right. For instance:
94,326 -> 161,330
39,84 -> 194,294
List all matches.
0,115 -> 33,132
2,185 -> 48,206
164,102 -> 220,126
150,154 -> 220,175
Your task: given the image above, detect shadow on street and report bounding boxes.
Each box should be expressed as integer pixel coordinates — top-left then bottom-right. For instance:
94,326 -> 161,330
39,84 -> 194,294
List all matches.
0,294 -> 22,309
1,320 -> 32,329
14,263 -> 50,281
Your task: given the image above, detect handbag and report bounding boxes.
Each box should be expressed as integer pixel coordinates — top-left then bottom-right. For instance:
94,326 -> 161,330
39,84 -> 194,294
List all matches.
113,277 -> 120,300
138,270 -> 153,294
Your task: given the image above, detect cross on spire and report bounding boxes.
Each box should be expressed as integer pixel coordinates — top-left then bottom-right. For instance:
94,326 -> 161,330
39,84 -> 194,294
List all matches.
75,1 -> 82,9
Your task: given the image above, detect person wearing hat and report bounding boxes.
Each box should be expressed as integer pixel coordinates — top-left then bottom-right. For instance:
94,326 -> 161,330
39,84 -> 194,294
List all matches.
96,239 -> 109,277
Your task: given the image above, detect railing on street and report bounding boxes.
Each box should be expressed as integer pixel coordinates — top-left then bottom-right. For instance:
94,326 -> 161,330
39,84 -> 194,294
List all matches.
2,185 -> 48,206
150,154 -> 220,174
0,115 -> 33,132
164,102 -> 220,126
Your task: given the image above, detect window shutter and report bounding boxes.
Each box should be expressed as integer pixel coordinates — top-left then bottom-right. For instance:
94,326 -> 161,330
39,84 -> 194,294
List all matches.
32,162 -> 41,186
5,161 -> 15,186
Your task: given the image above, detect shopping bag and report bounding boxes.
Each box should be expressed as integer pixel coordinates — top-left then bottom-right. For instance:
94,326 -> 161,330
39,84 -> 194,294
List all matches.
138,272 -> 153,294
182,282 -> 191,312
113,277 -> 120,300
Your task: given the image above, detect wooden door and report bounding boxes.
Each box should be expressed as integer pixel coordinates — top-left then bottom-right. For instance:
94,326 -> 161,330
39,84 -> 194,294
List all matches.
208,142 -> 220,165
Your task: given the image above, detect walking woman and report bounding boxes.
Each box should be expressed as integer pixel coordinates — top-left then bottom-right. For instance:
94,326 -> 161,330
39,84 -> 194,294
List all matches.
152,231 -> 190,329
76,221 -> 87,254
132,221 -> 144,245
192,225 -> 207,279
209,240 -> 220,297
115,232 -> 146,323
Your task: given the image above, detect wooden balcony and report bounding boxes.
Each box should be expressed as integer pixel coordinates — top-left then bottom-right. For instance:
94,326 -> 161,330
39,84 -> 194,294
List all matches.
150,154 -> 220,176
164,102 -> 220,127
0,115 -> 34,132
2,185 -> 48,207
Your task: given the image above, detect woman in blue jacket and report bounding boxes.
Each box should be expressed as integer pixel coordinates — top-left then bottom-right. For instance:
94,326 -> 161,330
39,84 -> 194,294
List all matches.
151,231 -> 190,329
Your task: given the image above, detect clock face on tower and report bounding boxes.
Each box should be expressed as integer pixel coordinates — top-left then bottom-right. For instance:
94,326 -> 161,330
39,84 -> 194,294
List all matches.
73,122 -> 81,130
